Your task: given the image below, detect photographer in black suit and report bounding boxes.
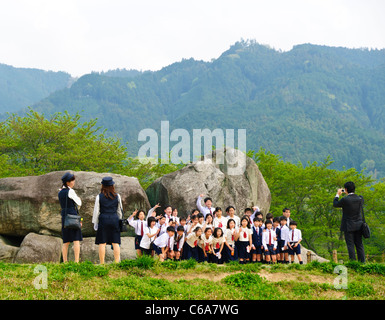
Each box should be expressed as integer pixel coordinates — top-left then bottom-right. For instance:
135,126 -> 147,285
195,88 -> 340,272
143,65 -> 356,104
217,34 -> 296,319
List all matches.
333,181 -> 365,263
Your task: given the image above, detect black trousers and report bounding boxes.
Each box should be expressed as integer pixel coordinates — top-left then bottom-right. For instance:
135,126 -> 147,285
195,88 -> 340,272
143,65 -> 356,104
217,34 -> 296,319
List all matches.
344,230 -> 365,263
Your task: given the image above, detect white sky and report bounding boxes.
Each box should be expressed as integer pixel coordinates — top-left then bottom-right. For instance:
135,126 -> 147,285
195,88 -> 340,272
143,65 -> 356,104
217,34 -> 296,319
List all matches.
0,0 -> 384,77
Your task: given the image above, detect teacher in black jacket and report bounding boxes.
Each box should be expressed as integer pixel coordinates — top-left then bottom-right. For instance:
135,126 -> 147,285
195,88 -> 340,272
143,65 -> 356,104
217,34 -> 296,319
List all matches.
333,181 -> 365,263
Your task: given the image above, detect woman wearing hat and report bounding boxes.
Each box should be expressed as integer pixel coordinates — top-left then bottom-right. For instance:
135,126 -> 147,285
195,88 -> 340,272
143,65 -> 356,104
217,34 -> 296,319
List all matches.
92,177 -> 123,263
58,172 -> 83,263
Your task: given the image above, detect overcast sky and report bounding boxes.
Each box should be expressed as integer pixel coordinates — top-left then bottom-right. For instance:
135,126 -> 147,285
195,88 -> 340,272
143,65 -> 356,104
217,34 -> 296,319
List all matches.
0,0 -> 384,77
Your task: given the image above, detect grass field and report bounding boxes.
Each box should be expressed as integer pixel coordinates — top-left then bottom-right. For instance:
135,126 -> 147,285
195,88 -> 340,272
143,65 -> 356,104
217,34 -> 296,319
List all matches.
1,257 -> 384,300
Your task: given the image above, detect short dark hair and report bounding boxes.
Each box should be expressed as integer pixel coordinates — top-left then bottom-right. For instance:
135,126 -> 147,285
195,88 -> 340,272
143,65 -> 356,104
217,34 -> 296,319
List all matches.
265,220 -> 272,226
289,220 -> 298,226
344,181 -> 356,193
283,207 -> 290,212
204,197 -> 212,203
166,226 -> 175,233
226,206 -> 235,212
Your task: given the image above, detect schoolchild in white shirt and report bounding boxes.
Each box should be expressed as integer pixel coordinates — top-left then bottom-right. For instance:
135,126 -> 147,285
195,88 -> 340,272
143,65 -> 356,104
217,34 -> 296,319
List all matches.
183,226 -> 203,261
287,221 -> 303,264
237,216 -> 253,264
279,216 -> 290,264
226,206 -> 240,228
262,220 -> 277,264
202,213 -> 214,232
199,227 -> 214,262
153,226 -> 175,262
211,227 -> 226,264
224,219 -> 239,262
213,207 -> 227,233
139,216 -> 159,256
127,209 -> 146,257
174,225 -> 186,261
196,194 -> 215,218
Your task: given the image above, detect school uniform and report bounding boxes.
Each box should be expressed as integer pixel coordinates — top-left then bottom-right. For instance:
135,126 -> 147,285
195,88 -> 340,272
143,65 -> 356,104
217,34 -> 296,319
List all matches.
211,236 -> 226,264
237,227 -> 252,259
128,217 -> 147,250
224,228 -> 238,261
157,222 -> 168,237
58,187 -> 83,243
199,235 -> 214,262
153,232 -> 174,255
196,195 -> 215,218
227,215 -> 241,228
273,226 -> 281,254
287,228 -> 302,255
174,233 -> 185,253
279,224 -> 290,253
187,222 -> 202,234
213,216 -> 228,232
93,193 -> 123,245
251,225 -> 263,255
183,233 -> 201,261
140,225 -> 159,255
262,229 -> 277,255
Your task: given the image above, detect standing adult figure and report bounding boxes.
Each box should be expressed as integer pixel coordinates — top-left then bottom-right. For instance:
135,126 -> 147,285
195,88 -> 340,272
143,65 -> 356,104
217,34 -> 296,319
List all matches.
333,181 -> 365,263
92,177 -> 123,264
58,172 -> 83,263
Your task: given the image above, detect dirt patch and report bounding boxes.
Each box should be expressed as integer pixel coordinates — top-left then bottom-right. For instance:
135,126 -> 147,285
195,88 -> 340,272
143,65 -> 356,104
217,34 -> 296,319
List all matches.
258,269 -> 334,284
150,271 -> 242,282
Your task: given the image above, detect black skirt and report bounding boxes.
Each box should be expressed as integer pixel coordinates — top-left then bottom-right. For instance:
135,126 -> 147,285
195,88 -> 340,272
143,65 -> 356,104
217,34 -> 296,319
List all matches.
95,213 -> 121,245
61,215 -> 83,243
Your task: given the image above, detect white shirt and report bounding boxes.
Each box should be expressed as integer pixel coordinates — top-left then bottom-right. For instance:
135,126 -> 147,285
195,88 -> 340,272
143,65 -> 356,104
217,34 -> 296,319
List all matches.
227,215 -> 240,228
154,232 -> 174,249
286,228 -> 302,243
212,236 -> 226,250
280,225 -> 290,246
67,187 -> 82,207
199,235 -> 213,251
140,225 -> 159,249
262,229 -> 277,250
186,233 -> 201,248
92,193 -> 123,230
174,233 -> 185,251
213,216 -> 228,231
196,195 -> 215,218
157,222 -> 168,237
128,217 -> 147,236
224,228 -> 238,246
238,227 -> 252,242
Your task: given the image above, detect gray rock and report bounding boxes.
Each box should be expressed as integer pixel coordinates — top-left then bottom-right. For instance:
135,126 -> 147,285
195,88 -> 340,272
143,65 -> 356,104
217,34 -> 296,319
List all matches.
14,232 -> 63,263
146,147 -> 271,217
67,236 -> 137,263
0,235 -> 20,262
0,171 -> 151,237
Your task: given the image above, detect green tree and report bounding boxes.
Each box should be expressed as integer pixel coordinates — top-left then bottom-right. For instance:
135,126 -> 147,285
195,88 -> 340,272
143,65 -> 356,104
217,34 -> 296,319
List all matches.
249,148 -> 385,260
0,108 -> 127,176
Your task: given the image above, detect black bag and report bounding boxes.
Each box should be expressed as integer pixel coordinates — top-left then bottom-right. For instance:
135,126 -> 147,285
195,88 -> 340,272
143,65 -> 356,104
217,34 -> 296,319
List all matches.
359,196 -> 371,239
119,206 -> 128,232
63,191 -> 81,230
119,219 -> 128,232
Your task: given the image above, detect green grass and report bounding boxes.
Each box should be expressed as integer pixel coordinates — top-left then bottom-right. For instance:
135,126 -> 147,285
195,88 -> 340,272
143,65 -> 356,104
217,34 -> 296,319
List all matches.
0,259 -> 384,300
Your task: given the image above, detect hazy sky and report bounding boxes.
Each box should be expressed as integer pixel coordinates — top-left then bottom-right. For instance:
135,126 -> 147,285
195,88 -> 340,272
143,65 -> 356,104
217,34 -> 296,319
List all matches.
0,0 -> 384,77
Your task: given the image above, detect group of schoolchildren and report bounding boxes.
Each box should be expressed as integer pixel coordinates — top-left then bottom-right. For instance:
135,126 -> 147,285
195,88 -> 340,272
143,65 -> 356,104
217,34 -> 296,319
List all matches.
127,195 -> 303,264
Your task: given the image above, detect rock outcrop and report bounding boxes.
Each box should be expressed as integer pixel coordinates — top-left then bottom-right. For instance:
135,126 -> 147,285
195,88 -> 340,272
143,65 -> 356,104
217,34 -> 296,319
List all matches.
146,148 -> 271,217
0,171 -> 151,237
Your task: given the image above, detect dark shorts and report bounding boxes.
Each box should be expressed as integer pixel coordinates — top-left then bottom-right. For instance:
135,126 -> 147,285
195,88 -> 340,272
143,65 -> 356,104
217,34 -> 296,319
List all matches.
288,242 -> 301,255
264,244 -> 276,255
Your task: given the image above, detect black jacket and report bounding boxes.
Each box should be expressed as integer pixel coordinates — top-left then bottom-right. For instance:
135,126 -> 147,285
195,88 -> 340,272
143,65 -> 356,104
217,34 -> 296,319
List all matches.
333,193 -> 363,232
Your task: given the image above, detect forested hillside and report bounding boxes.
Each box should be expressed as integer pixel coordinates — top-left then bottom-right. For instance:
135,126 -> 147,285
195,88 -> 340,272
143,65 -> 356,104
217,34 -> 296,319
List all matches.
0,63 -> 72,114
24,40 -> 385,176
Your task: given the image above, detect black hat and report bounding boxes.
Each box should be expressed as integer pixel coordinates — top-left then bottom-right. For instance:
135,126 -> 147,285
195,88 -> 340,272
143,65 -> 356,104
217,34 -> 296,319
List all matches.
61,172 -> 75,184
101,176 -> 115,186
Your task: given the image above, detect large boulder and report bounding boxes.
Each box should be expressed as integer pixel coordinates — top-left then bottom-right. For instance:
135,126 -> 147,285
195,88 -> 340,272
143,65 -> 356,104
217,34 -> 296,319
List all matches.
67,236 -> 136,263
146,148 -> 271,217
14,232 -> 63,263
0,171 -> 150,237
0,235 -> 20,263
